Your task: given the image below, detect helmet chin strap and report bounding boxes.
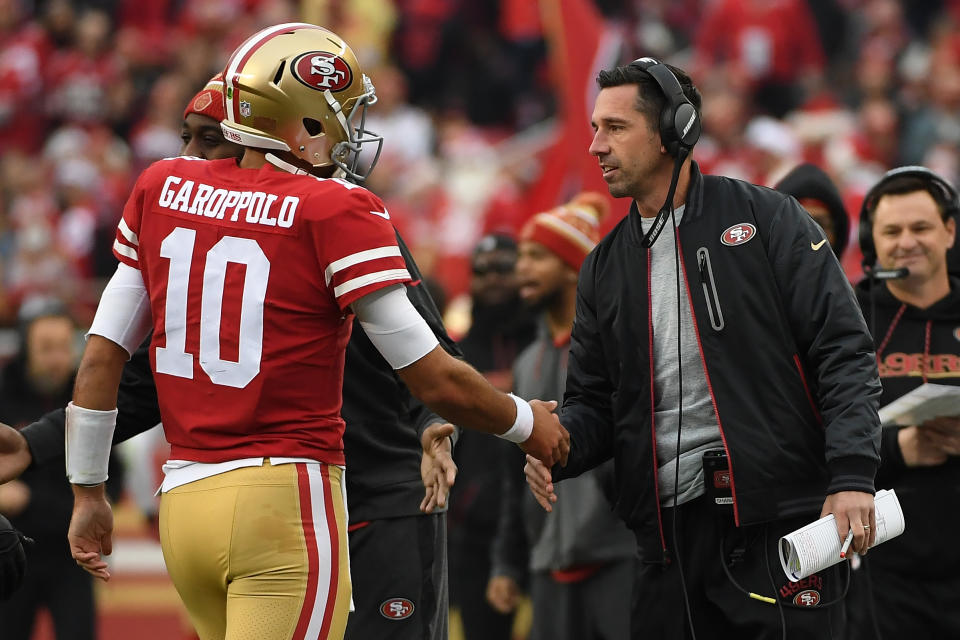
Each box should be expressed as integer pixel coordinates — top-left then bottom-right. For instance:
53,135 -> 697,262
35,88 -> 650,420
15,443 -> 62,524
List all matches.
264,152 -> 310,176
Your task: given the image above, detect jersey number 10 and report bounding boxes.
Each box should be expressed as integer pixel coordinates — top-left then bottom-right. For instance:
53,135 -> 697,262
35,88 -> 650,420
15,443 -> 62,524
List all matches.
155,226 -> 270,389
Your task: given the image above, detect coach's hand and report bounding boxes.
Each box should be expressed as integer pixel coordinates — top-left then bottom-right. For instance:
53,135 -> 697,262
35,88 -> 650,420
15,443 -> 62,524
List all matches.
0,424 -> 31,485
420,422 -> 457,513
68,484 -> 113,581
0,513 -> 28,601
822,490 -> 876,556
519,400 -> 569,467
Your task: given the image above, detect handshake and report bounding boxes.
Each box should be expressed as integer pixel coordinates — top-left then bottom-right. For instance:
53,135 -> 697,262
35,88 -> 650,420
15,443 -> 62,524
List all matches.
514,398 -> 570,469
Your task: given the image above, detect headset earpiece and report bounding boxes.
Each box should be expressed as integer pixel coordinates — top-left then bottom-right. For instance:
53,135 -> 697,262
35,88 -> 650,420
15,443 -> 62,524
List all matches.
630,57 -> 700,159
858,166 -> 960,270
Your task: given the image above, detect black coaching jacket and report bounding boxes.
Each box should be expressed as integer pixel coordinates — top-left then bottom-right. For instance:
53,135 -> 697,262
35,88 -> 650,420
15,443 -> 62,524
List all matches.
21,232 -> 461,524
553,162 -> 883,559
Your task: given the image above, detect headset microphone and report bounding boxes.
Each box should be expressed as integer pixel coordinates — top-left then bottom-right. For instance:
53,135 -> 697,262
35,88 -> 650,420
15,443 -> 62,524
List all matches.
863,266 -> 909,280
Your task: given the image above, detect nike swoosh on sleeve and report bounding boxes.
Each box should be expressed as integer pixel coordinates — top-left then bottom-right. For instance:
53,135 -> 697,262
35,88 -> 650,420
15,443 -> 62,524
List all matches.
370,210 -> 391,219
810,239 -> 827,250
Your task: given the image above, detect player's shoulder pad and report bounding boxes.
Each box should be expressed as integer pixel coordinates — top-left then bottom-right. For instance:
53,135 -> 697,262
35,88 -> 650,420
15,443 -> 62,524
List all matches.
303,175 -> 387,215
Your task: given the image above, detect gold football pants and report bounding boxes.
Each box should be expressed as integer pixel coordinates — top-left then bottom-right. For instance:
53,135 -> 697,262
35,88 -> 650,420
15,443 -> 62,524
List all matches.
159,461 -> 350,640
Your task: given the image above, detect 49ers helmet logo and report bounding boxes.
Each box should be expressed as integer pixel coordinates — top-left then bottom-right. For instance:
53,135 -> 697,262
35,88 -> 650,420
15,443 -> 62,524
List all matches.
292,52 -> 353,92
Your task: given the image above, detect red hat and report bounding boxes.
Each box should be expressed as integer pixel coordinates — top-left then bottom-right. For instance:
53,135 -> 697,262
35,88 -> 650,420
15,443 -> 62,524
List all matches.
520,192 -> 609,270
183,73 -> 225,122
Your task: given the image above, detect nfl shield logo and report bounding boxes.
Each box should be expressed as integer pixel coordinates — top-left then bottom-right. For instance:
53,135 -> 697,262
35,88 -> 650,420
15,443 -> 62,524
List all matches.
239,101 -> 252,117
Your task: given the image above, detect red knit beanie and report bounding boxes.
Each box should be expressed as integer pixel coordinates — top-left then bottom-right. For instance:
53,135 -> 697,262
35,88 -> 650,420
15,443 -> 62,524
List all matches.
520,192 -> 609,270
183,73 -> 225,122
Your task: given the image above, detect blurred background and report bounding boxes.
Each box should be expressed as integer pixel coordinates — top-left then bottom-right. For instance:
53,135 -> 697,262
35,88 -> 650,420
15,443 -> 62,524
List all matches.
0,0 -> 958,638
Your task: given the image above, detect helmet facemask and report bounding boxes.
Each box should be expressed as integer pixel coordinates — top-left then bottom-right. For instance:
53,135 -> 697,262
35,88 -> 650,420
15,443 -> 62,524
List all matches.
328,74 -> 383,182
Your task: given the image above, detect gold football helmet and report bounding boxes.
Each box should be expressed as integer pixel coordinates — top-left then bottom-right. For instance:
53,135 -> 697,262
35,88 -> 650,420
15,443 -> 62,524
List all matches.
220,23 -> 382,182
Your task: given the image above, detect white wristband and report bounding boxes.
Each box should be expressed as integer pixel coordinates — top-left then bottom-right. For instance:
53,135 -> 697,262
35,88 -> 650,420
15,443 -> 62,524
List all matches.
65,402 -> 117,485
499,394 -> 534,443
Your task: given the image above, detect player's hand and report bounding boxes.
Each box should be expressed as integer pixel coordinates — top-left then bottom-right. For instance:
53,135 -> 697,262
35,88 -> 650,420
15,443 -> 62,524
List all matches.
524,454 -> 558,512
0,424 -> 32,485
918,416 -> 960,456
420,423 -> 457,514
68,485 -> 113,581
821,491 -> 875,556
519,400 -> 569,467
486,575 -> 521,614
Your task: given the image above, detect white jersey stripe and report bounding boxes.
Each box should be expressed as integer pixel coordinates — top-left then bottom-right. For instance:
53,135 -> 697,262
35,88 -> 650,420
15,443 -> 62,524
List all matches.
333,269 -> 410,299
118,218 -> 139,246
224,22 -> 318,123
324,246 -> 402,285
113,239 -> 138,262
302,463 -> 332,640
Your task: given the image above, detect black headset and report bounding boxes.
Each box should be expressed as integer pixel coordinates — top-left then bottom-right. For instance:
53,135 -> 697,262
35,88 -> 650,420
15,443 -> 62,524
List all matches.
858,165 -> 960,269
628,58 -> 701,248
628,57 -> 702,158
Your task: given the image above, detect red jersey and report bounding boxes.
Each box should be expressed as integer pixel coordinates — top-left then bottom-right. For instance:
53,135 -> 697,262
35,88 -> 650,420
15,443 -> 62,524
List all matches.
112,157 -> 410,464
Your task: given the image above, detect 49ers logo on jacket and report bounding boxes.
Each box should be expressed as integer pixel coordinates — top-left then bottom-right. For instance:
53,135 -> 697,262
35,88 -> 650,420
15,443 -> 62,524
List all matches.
292,52 -> 353,92
793,590 -> 821,607
380,597 -> 415,620
720,223 -> 756,246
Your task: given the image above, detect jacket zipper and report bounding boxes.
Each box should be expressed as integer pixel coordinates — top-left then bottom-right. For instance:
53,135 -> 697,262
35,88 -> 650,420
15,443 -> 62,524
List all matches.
696,247 -> 725,331
679,238 -> 740,526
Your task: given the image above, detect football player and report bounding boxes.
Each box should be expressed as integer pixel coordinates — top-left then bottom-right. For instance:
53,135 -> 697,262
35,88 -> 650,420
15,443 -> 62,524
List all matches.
64,23 -> 568,640
0,68 -> 460,639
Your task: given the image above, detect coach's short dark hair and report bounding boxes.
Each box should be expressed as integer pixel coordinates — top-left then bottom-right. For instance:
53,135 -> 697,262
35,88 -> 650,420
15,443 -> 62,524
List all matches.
597,62 -> 702,128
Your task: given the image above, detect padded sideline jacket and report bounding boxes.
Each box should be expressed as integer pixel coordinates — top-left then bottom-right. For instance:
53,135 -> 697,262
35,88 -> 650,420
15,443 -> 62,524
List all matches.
554,162 -> 883,561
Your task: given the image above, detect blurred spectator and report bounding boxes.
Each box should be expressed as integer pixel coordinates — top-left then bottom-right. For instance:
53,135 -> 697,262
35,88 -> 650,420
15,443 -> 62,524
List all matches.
0,297 -> 124,640
775,162 -> 851,259
901,55 -> 960,165
0,0 -> 52,154
362,62 -> 439,232
826,95 -> 902,181
447,233 -> 536,640
694,83 -> 754,181
129,72 -> 190,168
488,193 -> 635,640
45,9 -> 125,128
743,115 -> 802,185
693,0 -> 826,117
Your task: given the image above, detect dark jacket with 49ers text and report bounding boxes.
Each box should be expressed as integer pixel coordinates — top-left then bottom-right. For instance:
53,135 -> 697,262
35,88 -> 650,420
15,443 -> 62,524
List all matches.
22,232 -> 459,524
553,162 -> 882,560
855,276 -> 960,579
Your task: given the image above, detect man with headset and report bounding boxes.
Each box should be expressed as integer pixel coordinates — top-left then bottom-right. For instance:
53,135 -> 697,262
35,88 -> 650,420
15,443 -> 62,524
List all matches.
850,166 -> 960,639
524,58 -> 882,638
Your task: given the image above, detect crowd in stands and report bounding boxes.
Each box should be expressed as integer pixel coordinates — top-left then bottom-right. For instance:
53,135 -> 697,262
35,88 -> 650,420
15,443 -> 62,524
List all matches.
1,0 -> 959,329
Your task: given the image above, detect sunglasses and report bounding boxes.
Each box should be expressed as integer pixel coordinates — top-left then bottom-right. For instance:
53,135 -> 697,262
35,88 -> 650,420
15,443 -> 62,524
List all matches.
472,261 -> 515,276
